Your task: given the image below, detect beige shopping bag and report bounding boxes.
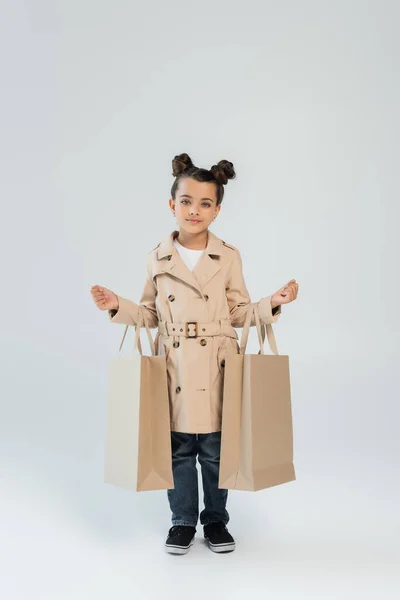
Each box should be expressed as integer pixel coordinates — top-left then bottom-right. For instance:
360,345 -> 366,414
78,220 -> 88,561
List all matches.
104,307 -> 174,491
219,302 -> 295,491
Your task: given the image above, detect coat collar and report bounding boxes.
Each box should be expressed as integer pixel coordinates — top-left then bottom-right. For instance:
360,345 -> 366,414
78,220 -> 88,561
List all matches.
154,230 -> 223,295
157,229 -> 223,259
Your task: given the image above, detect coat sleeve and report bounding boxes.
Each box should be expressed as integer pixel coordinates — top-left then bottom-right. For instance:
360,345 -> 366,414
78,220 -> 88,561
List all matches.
226,249 -> 282,328
107,257 -> 158,328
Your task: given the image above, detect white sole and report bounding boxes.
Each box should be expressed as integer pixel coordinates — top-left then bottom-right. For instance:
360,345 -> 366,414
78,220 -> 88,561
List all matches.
207,541 -> 236,553
165,538 -> 195,555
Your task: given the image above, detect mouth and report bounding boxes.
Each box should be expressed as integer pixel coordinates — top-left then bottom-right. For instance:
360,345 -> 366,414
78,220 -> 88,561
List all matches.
186,219 -> 202,224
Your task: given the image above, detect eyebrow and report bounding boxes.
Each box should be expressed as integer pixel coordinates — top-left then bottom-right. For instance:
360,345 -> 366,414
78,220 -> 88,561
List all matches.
179,194 -> 215,203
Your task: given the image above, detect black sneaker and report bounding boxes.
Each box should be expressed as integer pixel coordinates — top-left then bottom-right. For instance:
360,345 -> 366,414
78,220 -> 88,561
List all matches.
203,521 -> 235,553
165,525 -> 196,555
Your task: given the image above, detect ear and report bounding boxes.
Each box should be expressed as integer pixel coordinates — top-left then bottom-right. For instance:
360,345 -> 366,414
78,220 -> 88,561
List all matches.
168,197 -> 175,213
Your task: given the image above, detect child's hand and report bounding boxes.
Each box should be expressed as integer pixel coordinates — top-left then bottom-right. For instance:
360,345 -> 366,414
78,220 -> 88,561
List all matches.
90,285 -> 119,311
271,279 -> 299,308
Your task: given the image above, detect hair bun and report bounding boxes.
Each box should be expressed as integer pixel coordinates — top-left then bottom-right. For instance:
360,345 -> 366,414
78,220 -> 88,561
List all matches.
210,160 -> 236,185
172,153 -> 194,177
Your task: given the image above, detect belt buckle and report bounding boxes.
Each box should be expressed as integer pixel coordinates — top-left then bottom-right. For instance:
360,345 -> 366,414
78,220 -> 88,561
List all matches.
185,322 -> 198,338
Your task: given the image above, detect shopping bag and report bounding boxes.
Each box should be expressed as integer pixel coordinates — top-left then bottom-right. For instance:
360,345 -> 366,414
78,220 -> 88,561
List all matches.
104,306 -> 174,491
219,302 -> 295,491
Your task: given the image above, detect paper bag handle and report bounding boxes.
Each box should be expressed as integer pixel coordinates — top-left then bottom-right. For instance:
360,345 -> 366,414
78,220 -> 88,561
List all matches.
118,306 -> 156,356
256,304 -> 279,356
239,303 -> 279,356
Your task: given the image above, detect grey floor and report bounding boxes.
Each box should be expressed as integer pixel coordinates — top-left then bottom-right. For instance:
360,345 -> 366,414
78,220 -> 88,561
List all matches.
2,453 -> 399,600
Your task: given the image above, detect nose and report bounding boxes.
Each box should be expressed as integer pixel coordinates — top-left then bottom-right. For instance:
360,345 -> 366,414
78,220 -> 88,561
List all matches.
189,206 -> 199,215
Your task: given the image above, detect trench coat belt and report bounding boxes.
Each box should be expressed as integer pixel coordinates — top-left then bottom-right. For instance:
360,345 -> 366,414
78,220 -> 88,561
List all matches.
158,320 -> 238,339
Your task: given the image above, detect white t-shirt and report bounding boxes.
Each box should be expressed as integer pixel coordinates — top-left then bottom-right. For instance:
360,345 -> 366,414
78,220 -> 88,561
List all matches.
173,238 -> 205,271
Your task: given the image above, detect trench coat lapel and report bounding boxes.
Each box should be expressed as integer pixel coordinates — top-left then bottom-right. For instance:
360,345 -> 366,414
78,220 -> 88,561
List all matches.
154,230 -> 222,295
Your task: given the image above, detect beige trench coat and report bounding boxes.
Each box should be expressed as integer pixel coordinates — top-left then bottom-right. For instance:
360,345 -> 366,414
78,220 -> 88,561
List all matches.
108,230 -> 281,433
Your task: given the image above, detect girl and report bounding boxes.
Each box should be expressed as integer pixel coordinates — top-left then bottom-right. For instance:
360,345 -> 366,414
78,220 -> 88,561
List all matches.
91,153 -> 299,555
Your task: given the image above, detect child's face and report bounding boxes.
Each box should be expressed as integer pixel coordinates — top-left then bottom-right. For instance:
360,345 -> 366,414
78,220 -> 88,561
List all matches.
169,177 -> 221,235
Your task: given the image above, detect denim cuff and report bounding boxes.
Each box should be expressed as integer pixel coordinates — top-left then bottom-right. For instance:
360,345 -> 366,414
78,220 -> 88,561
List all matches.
201,519 -> 229,527
172,520 -> 197,527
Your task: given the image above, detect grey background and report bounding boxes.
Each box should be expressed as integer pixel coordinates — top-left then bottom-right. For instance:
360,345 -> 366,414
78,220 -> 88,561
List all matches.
1,0 -> 399,598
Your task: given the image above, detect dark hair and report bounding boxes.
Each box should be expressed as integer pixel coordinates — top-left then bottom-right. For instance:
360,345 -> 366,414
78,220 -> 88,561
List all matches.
171,153 -> 236,206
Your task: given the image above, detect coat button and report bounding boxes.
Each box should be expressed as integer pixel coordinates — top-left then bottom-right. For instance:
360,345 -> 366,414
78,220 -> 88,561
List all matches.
168,295 -> 175,302
173,341 -> 180,348
176,386 -> 181,393
204,294 -> 209,301
200,339 -> 207,346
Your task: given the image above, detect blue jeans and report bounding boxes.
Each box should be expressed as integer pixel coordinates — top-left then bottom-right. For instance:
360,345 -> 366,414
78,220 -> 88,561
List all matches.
167,431 -> 229,528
